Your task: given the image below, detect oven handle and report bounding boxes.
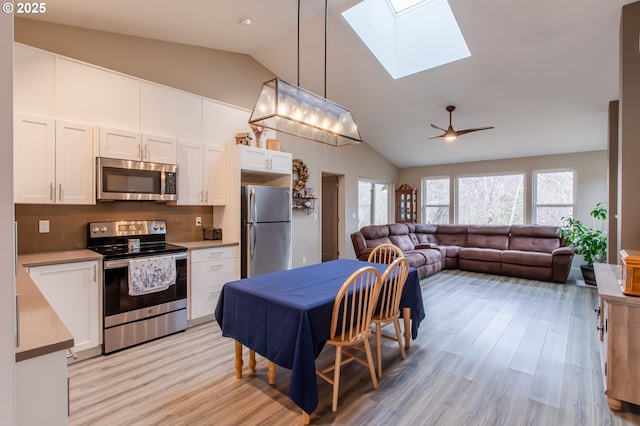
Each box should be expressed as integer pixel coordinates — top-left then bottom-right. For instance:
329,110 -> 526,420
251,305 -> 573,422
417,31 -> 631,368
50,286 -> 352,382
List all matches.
104,252 -> 187,269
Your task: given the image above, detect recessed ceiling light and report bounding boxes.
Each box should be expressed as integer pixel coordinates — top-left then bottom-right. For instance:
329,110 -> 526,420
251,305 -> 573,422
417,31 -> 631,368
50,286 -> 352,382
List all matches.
238,17 -> 252,25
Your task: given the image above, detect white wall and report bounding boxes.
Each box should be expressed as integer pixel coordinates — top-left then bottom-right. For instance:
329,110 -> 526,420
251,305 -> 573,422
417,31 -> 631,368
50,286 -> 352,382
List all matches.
1,10 -> 16,424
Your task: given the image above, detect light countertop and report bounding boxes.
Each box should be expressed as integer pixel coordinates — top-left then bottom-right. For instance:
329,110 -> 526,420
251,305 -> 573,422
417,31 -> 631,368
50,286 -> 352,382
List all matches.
169,240 -> 239,250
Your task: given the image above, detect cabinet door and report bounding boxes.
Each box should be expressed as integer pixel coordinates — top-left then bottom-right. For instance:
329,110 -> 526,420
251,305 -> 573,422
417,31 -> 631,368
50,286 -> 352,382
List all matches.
269,151 -> 293,174
28,261 -> 100,352
14,44 -> 55,117
14,114 -> 56,204
190,255 -> 239,320
239,145 -> 268,172
142,134 -> 176,164
99,127 -> 142,161
176,140 -> 204,205
203,143 -> 225,205
56,121 -> 95,204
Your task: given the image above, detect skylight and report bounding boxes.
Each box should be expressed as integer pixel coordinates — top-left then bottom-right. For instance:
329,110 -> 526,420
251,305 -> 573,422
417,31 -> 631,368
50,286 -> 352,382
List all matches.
342,0 -> 470,79
388,0 -> 427,14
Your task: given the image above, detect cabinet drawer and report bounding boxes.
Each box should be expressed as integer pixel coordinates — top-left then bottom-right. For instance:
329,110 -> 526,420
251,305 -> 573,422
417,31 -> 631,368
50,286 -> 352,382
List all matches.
191,287 -> 220,319
191,246 -> 239,263
191,258 -> 238,291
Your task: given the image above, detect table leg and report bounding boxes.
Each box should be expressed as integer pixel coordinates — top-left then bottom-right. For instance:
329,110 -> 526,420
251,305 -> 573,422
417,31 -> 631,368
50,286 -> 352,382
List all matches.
302,410 -> 310,424
403,307 -> 411,349
234,341 -> 243,379
249,350 -> 257,373
268,361 -> 276,384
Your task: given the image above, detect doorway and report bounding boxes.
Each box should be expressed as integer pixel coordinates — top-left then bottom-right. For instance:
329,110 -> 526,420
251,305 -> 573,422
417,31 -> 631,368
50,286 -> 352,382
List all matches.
322,173 -> 344,262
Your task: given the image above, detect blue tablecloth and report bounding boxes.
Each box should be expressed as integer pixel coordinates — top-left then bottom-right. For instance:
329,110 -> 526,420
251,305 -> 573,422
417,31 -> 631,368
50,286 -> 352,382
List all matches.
214,258 -> 425,414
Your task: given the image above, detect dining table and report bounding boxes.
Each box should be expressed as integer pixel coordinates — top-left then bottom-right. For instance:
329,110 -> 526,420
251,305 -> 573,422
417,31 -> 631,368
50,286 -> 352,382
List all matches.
214,258 -> 425,420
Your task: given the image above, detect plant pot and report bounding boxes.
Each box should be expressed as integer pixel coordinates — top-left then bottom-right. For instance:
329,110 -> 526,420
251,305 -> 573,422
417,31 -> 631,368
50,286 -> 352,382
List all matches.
580,264 -> 597,286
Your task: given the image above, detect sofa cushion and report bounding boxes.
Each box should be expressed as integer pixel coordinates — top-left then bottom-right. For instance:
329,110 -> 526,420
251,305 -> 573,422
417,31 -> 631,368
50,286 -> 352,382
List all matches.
508,225 -> 560,253
467,225 -> 510,250
389,234 -> 416,252
360,225 -> 392,248
402,251 -> 432,269
436,225 -> 468,246
412,223 -> 438,244
435,245 -> 464,258
459,247 -> 502,262
501,250 -> 552,267
407,249 -> 441,265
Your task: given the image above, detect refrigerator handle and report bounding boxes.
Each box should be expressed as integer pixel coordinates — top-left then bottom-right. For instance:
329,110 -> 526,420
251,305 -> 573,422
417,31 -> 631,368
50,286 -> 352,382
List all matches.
250,223 -> 256,260
250,187 -> 257,223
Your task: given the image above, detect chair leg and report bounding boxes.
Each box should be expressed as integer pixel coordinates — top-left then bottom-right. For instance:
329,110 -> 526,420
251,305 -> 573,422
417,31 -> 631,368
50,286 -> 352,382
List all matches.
393,318 -> 406,360
363,338 -> 378,389
332,347 -> 342,412
375,323 -> 383,378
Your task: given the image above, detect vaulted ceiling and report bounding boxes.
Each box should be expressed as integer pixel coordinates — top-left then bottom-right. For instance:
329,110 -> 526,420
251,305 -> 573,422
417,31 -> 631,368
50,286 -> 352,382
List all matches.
21,0 -> 635,167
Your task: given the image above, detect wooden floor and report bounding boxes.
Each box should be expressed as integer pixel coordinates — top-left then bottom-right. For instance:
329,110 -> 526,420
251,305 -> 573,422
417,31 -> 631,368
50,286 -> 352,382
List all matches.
69,270 -> 640,425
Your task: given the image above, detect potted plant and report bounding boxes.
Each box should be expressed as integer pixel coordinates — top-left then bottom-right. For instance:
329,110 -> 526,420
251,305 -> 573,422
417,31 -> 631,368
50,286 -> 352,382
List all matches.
557,202 -> 608,285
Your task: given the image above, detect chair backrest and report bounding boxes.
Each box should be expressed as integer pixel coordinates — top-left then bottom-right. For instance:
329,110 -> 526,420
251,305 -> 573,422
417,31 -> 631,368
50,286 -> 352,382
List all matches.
367,243 -> 404,264
330,266 -> 381,343
376,257 -> 410,320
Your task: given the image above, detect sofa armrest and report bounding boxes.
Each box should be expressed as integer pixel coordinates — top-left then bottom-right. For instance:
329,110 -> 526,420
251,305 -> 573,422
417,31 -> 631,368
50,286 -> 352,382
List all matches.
416,243 -> 437,249
551,246 -> 575,256
358,248 -> 374,261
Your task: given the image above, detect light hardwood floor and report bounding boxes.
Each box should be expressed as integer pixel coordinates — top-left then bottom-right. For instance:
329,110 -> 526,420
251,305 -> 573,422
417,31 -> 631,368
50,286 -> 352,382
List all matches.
68,270 -> 640,425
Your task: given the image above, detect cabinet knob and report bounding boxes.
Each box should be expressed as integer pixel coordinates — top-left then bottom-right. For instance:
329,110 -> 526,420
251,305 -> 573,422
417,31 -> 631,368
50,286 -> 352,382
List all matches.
594,307 -> 601,317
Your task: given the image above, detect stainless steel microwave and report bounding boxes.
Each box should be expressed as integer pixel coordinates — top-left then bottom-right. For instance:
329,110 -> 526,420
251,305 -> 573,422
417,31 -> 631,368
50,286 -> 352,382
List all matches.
96,157 -> 178,201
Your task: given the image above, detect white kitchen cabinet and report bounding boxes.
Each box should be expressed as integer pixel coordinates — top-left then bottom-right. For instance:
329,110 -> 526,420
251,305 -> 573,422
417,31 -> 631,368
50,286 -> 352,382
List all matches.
239,145 -> 292,174
28,260 -> 101,352
16,350 -> 68,426
55,56 -> 140,130
189,246 -> 239,321
14,114 -> 95,205
14,43 -> 55,117
176,140 -> 225,205
141,82 -> 203,143
99,127 -> 176,164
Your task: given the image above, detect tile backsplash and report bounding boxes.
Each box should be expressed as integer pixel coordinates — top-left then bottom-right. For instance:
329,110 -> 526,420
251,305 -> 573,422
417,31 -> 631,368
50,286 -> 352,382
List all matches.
15,202 -> 214,254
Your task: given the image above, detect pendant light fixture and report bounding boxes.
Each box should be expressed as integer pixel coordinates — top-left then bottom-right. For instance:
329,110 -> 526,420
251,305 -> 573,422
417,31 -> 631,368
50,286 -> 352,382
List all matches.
249,0 -> 362,147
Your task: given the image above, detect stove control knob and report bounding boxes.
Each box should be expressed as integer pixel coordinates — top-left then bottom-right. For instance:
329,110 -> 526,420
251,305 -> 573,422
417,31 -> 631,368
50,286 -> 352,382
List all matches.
100,226 -> 107,233
153,225 -> 159,230
91,226 -> 100,234
160,224 -> 165,230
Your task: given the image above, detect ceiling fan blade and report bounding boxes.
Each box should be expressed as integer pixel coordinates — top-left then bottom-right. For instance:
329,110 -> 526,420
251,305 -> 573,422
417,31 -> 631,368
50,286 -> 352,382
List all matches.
429,134 -> 445,140
455,126 -> 494,136
430,124 -> 447,132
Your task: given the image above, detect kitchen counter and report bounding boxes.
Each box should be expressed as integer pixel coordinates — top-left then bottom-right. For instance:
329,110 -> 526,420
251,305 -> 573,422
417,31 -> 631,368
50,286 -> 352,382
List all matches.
170,240 -> 239,250
16,250 -> 102,362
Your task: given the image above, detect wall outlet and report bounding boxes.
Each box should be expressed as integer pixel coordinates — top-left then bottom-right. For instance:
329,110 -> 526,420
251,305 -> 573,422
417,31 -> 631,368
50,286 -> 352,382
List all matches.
38,220 -> 50,233
302,256 -> 307,264
195,217 -> 202,227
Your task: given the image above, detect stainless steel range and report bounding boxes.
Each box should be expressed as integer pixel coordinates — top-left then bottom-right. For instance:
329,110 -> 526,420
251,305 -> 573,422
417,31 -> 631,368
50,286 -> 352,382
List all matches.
87,220 -> 188,354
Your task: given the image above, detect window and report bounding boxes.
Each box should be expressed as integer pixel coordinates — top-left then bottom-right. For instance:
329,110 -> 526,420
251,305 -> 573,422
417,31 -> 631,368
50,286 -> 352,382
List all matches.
358,178 -> 391,228
457,174 -> 524,225
534,170 -> 574,225
422,177 -> 450,224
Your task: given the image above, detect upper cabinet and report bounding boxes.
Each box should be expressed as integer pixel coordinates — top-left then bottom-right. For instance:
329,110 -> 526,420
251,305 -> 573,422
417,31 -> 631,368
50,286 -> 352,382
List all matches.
176,140 -> 225,206
98,127 -> 176,164
141,82 -> 202,143
55,57 -> 139,131
238,145 -> 292,175
203,99 -> 250,144
14,44 -> 55,117
15,114 -> 95,205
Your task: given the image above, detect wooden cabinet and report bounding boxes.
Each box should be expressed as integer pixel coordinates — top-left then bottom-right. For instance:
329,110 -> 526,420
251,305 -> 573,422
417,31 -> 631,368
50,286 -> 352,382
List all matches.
15,114 -> 95,204
594,263 -> 640,411
238,145 -> 292,174
189,245 -> 239,321
176,140 -> 226,205
28,260 -> 101,352
396,184 -> 416,223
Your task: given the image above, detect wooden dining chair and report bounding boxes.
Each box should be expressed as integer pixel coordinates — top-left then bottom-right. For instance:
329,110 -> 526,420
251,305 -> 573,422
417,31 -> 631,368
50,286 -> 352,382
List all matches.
372,257 -> 410,377
316,266 -> 382,412
367,243 -> 404,264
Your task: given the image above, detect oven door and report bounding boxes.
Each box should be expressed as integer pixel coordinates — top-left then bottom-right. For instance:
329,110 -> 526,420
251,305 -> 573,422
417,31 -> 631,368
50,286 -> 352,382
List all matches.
103,252 -> 188,320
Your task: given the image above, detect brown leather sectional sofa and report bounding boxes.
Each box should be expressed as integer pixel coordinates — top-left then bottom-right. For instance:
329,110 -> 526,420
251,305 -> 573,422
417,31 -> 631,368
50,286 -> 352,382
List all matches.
351,223 -> 575,283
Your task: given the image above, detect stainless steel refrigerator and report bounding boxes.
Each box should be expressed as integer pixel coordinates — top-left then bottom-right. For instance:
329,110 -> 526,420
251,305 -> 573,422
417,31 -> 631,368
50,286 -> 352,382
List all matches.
241,185 -> 291,278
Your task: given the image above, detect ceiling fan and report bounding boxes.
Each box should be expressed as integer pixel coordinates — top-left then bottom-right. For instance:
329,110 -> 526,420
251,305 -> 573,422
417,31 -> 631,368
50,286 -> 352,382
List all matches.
430,105 -> 494,141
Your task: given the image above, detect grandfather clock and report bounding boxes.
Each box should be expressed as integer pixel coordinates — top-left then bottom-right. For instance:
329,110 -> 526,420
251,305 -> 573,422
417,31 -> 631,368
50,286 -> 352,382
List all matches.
396,184 -> 416,223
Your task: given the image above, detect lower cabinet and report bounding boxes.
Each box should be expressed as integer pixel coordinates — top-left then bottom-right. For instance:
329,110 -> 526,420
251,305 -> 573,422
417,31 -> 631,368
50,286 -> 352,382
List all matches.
16,349 -> 68,426
28,260 -> 101,352
189,245 -> 239,321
